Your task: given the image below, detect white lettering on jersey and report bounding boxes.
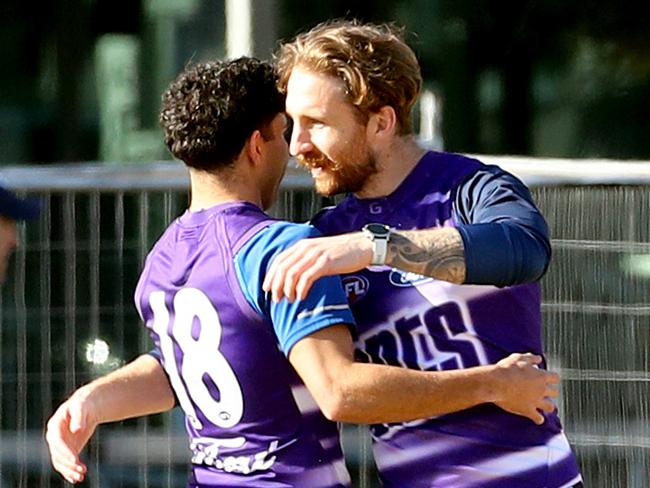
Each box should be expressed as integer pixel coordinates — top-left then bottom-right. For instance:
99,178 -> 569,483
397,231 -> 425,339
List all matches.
190,437 -> 278,474
358,299 -> 488,371
150,288 -> 244,432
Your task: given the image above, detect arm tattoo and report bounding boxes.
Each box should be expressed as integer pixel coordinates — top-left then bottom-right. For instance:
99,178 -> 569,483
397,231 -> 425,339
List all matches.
386,228 -> 466,284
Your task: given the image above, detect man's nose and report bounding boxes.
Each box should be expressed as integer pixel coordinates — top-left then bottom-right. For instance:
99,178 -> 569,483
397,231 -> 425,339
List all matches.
289,125 -> 313,157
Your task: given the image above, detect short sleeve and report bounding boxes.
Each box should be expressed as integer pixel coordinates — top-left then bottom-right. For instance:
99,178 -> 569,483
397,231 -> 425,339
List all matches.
234,222 -> 356,355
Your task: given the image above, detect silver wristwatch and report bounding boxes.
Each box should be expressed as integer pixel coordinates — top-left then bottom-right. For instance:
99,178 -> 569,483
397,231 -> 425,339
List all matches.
362,223 -> 392,266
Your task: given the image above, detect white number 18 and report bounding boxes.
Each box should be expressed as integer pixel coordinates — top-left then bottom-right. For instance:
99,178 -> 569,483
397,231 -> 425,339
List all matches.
149,288 -> 244,431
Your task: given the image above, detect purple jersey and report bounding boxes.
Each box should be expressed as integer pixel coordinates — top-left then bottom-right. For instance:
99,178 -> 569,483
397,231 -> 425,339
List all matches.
135,202 -> 353,487
313,152 -> 581,488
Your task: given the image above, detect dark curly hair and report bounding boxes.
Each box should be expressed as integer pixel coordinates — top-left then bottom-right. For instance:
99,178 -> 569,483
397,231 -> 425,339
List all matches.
160,57 -> 285,171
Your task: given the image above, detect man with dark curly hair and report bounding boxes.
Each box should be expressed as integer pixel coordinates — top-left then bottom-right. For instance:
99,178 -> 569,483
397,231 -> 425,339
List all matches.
46,57 -> 558,487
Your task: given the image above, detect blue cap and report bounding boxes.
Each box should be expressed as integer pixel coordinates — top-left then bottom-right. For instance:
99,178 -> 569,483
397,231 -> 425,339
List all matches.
0,186 -> 41,220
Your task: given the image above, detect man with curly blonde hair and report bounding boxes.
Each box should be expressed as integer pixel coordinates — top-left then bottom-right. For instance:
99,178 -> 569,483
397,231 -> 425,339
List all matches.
265,19 -> 582,488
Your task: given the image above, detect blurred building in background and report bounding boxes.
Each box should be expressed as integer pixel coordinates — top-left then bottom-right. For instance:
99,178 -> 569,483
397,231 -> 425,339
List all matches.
0,0 -> 648,164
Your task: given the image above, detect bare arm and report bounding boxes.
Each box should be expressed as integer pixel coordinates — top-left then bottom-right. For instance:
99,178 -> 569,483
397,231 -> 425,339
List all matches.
386,227 -> 465,283
71,353 -> 174,423
46,354 -> 174,484
289,324 -> 557,425
262,227 -> 464,302
263,169 -> 550,302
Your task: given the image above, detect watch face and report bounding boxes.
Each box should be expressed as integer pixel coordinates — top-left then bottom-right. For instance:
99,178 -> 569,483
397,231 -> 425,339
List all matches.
365,223 -> 391,237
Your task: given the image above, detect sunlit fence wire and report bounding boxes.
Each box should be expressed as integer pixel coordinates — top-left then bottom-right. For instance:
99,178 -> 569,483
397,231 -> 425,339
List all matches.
1,156 -> 649,487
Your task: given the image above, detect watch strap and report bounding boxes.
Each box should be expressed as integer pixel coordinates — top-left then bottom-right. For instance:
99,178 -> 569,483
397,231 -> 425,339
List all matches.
362,224 -> 392,266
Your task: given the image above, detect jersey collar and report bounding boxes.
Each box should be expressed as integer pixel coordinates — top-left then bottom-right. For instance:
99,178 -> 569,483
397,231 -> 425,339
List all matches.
347,151 -> 438,218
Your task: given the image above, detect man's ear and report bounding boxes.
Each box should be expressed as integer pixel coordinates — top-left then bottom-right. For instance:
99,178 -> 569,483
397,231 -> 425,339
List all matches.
246,129 -> 265,166
368,105 -> 398,140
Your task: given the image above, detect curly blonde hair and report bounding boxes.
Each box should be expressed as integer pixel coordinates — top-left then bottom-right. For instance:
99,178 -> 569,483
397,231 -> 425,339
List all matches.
276,19 -> 422,135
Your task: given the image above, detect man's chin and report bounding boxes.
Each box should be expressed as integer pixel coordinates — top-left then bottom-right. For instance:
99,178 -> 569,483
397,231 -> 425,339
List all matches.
313,175 -> 339,197
310,167 -> 325,178
311,167 -> 369,196
313,183 -> 332,197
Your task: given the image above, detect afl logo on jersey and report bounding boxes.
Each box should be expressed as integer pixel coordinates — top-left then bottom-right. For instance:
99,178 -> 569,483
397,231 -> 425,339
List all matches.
342,275 -> 369,303
389,270 -> 433,287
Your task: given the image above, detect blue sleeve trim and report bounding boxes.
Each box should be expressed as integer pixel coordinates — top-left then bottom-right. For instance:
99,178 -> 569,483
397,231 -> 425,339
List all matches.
454,166 -> 551,285
235,221 -> 356,355
147,348 -> 162,363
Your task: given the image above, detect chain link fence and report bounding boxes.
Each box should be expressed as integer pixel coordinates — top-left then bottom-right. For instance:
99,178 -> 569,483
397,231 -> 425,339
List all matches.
1,156 -> 649,487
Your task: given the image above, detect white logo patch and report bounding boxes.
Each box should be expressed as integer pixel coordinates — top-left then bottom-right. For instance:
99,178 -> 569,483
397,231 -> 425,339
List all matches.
389,270 -> 433,287
342,275 -> 370,303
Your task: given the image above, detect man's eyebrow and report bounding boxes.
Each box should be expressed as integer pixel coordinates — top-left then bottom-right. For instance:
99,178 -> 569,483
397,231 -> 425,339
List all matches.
289,112 -> 326,124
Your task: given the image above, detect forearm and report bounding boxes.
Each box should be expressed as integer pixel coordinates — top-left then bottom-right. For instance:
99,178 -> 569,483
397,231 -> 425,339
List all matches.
290,326 -> 495,423
291,326 -> 555,425
386,227 -> 466,284
329,362 -> 498,424
73,354 -> 175,424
